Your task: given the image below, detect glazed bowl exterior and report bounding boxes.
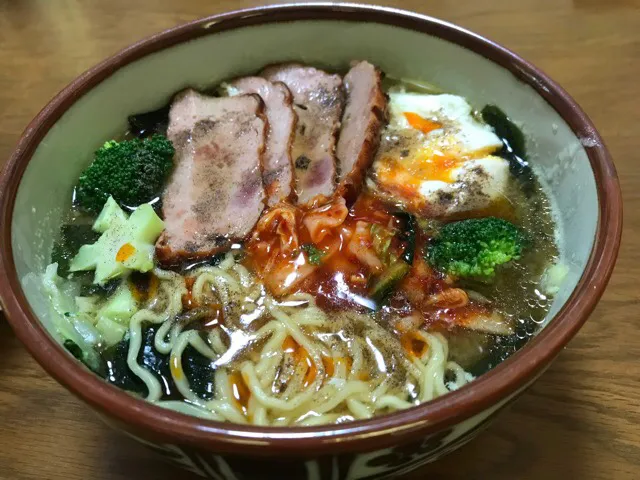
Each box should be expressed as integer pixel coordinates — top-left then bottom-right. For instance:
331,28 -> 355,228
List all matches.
0,4 -> 622,480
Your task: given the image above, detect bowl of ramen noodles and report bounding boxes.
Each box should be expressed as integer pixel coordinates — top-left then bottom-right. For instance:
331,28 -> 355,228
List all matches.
0,4 -> 622,479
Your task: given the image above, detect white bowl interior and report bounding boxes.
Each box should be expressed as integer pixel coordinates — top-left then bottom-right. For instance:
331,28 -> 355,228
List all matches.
11,20 -> 597,339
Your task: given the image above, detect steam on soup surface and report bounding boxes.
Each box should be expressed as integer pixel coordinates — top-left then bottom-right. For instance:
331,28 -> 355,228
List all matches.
41,61 -> 562,426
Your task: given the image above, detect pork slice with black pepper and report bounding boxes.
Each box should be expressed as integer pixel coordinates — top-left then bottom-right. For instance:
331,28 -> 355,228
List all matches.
155,89 -> 267,265
226,77 -> 297,206
335,61 -> 387,205
261,63 -> 344,205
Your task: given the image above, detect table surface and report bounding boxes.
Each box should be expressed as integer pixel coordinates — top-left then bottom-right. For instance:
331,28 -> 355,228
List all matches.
0,1 -> 637,479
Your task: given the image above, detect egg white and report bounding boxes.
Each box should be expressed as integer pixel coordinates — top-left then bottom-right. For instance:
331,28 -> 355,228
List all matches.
388,92 -> 503,154
417,155 -> 511,216
372,93 -> 511,217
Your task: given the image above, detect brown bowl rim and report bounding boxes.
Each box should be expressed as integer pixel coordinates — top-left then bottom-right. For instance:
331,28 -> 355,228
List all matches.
0,3 -> 622,456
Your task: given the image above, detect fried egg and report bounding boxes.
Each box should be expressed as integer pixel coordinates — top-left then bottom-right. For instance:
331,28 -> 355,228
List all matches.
371,92 -> 511,217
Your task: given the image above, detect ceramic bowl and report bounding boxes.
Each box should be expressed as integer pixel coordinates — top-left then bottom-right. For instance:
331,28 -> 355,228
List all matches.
0,4 -> 622,480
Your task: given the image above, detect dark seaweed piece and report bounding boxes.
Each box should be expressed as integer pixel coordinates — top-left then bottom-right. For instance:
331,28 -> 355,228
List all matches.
466,334 -> 524,377
79,278 -> 120,298
51,224 -> 100,277
392,212 -> 417,265
63,339 -> 105,375
136,324 -> 174,397
101,324 -> 170,396
183,345 -> 216,400
127,105 -> 171,138
481,105 -> 526,159
63,339 -> 84,361
101,323 -> 216,400
481,105 -> 535,194
102,333 -> 147,395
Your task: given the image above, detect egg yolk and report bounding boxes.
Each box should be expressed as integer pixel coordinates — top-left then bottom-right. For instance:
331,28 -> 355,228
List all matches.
404,112 -> 442,134
376,112 -> 464,187
377,148 -> 464,196
410,150 -> 463,183
375,109 -> 504,208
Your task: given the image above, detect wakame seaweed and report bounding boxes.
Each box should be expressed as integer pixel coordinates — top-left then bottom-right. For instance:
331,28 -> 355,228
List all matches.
481,105 -> 526,160
393,212 -> 417,265
51,224 -> 100,277
63,339 -> 84,360
101,333 -> 147,395
481,104 -> 535,193
79,278 -> 120,298
63,339 -> 105,376
101,323 -> 215,400
127,105 -> 171,138
182,345 -> 216,400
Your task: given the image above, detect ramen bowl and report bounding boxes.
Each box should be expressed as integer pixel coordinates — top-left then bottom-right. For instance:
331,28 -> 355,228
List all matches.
0,4 -> 622,479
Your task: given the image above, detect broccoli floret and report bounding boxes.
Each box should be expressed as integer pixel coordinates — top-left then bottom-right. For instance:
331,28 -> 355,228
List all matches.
427,217 -> 526,279
75,134 -> 174,214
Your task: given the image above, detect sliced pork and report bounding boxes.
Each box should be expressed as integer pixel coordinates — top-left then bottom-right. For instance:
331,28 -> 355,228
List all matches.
261,63 -> 344,205
227,77 -> 297,206
336,61 -> 387,205
156,89 -> 267,264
